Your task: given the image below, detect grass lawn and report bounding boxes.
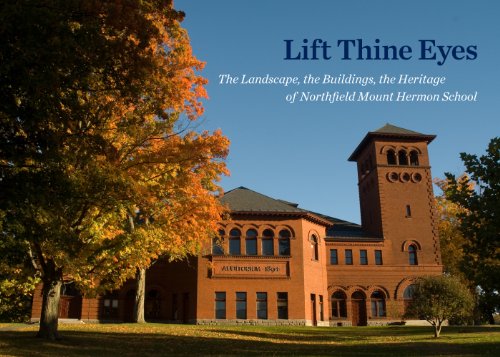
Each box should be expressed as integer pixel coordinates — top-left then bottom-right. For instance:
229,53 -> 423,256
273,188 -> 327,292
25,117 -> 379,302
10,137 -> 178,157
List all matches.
0,323 -> 499,356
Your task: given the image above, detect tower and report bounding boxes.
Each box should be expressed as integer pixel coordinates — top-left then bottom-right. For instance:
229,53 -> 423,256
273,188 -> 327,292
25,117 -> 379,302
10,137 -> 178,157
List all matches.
348,124 -> 441,266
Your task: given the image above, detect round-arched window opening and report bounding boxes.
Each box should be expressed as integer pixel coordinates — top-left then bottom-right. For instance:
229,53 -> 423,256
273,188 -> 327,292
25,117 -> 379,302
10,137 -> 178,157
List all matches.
352,291 -> 366,300
229,228 -> 241,255
246,229 -> 258,238
408,245 -> 418,265
387,172 -> 399,182
262,229 -> 274,238
387,150 -> 397,165
278,229 -> 291,256
412,173 -> 422,183
403,285 -> 416,299
310,235 -> 319,261
279,229 -> 291,238
245,229 -> 258,255
409,151 -> 419,166
370,290 -> 386,317
398,150 -> 409,165
400,172 -> 411,182
262,229 -> 274,256
229,228 -> 241,237
331,291 -> 347,318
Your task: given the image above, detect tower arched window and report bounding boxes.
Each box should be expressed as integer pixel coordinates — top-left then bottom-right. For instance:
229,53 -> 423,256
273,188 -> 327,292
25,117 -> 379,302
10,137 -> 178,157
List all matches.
409,150 -> 419,166
229,228 -> 241,255
311,235 -> 319,261
387,150 -> 397,165
398,150 -> 408,165
408,244 -> 418,265
262,229 -> 274,256
370,291 -> 386,317
331,291 -> 347,318
278,229 -> 291,256
245,229 -> 257,255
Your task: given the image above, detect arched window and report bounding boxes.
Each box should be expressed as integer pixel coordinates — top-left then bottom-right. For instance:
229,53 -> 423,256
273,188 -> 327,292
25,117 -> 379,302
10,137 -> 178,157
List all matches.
387,150 -> 397,165
262,229 -> 274,255
409,150 -> 419,166
229,228 -> 241,255
245,229 -> 257,255
408,245 -> 418,265
212,229 -> 224,255
331,291 -> 347,318
403,284 -> 416,317
398,150 -> 408,165
311,235 -> 319,261
370,291 -> 386,317
278,229 -> 291,256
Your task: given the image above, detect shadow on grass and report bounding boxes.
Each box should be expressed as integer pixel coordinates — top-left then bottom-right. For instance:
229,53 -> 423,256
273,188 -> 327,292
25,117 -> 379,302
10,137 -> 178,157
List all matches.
0,327 -> 499,357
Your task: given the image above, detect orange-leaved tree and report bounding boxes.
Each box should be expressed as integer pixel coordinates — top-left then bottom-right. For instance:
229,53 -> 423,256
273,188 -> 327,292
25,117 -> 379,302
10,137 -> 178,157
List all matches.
0,0 -> 228,339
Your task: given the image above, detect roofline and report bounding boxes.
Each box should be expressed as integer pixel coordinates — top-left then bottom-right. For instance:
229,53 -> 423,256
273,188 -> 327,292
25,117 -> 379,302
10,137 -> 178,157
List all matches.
348,131 -> 436,161
228,211 -> 333,227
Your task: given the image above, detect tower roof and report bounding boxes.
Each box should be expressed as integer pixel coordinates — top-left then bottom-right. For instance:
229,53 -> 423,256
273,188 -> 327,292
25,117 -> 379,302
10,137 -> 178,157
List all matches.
348,123 -> 436,161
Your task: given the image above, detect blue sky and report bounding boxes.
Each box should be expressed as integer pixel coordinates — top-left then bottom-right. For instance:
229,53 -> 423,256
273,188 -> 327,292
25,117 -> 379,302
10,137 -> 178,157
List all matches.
176,0 -> 500,224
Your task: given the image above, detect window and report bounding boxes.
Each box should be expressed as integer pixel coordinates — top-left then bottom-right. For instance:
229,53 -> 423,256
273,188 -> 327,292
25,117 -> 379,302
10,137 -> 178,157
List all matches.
212,236 -> 224,255
236,292 -> 247,319
360,250 -> 368,265
311,235 -> 319,261
319,295 -> 324,321
406,204 -> 412,218
409,150 -> 419,166
215,292 -> 226,319
398,150 -> 408,165
345,249 -> 353,265
102,292 -> 119,318
370,291 -> 386,317
245,229 -> 257,255
331,291 -> 347,318
256,292 -> 267,319
330,249 -> 338,265
277,292 -> 288,319
375,250 -> 383,265
278,229 -> 291,256
387,150 -> 397,165
262,229 -> 274,255
408,244 -> 418,265
229,228 -> 241,255
403,284 -> 416,316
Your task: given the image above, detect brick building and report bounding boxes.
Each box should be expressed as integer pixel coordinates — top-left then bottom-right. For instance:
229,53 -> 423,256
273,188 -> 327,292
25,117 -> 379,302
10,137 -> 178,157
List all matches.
31,124 -> 442,326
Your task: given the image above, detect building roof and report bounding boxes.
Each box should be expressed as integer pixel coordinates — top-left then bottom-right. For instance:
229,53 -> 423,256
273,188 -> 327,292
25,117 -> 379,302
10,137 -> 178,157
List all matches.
220,187 -> 333,227
348,123 -> 436,161
220,186 -> 306,213
220,187 -> 379,240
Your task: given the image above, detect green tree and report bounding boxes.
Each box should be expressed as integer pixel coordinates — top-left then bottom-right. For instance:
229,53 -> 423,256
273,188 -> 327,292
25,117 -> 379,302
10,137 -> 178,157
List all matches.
405,275 -> 474,338
0,0 -> 228,339
434,177 -> 470,281
0,215 -> 40,322
444,138 -> 500,323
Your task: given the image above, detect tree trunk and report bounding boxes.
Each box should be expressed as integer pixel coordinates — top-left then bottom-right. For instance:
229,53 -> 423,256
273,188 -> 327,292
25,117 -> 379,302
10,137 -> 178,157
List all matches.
133,267 -> 146,323
37,267 -> 62,340
434,321 -> 442,338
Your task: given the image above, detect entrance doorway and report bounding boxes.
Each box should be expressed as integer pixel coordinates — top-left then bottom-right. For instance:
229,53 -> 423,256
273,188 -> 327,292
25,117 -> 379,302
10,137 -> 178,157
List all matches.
59,283 -> 82,319
351,291 -> 367,326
